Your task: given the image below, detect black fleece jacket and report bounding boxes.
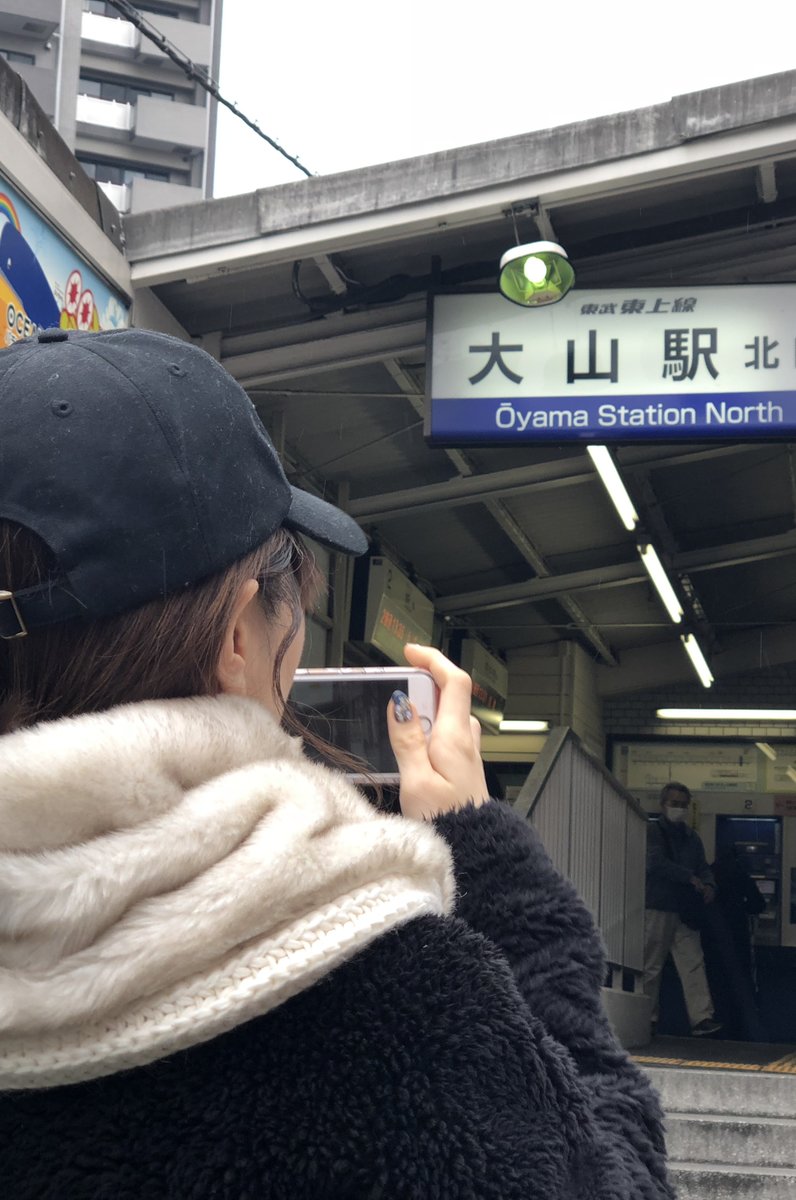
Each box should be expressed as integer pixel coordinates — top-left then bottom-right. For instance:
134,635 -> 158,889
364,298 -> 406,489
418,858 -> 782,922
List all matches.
0,801 -> 673,1199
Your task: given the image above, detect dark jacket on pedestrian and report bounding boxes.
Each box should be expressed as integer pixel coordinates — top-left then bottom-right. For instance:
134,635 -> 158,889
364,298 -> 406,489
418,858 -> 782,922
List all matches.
0,696 -> 673,1199
646,815 -> 714,913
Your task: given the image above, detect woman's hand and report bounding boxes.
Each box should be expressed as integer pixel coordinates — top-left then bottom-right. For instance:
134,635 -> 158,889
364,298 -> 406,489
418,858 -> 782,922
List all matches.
387,644 -> 489,821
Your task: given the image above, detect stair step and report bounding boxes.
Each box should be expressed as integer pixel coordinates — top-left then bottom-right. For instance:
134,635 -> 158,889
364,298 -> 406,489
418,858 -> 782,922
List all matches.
644,1067 -> 796,1119
666,1113 -> 796,1168
671,1163 -> 796,1200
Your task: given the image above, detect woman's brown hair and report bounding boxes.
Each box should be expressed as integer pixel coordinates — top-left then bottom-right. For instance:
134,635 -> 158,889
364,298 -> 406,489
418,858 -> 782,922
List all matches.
0,519 -> 319,734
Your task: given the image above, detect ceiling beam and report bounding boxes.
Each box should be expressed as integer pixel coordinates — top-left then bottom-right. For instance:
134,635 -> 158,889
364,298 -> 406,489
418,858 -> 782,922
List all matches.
436,561 -> 643,615
676,529 -> 796,573
598,622 -> 796,697
482,497 -> 618,664
382,359 -> 617,665
223,317 -> 426,387
436,529 -> 796,615
348,445 -> 760,522
350,456 -> 592,519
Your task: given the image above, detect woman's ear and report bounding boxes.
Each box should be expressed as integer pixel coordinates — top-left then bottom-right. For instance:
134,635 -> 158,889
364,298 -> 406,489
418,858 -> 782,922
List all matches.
216,579 -> 260,695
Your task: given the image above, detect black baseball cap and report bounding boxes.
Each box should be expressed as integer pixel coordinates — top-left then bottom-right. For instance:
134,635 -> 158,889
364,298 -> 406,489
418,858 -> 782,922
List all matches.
0,327 -> 368,639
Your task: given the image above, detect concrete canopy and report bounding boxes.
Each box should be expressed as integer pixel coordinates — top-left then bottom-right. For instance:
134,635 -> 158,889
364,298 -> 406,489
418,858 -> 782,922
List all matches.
124,70 -> 796,697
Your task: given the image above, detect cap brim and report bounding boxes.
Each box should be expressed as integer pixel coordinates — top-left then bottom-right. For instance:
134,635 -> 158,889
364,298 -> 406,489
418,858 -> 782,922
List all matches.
285,486 -> 368,556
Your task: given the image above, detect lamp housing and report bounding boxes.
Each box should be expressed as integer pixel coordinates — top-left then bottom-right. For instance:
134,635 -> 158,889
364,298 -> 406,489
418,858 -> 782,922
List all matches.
498,240 -> 575,307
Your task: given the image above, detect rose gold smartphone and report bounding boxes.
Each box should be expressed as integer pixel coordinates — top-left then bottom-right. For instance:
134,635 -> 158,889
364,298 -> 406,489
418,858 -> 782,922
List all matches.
290,667 -> 437,781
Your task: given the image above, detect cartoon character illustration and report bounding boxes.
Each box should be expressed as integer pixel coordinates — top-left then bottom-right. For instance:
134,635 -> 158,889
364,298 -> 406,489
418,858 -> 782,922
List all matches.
61,267 -> 100,333
0,194 -> 60,344
0,192 -> 112,345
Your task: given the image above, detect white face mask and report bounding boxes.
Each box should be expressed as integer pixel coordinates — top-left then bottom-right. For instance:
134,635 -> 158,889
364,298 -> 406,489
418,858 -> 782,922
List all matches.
664,805 -> 688,824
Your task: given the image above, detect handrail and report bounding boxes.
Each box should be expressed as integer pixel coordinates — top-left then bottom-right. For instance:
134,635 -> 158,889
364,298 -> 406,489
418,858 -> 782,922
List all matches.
515,725 -> 646,820
513,725 -> 647,977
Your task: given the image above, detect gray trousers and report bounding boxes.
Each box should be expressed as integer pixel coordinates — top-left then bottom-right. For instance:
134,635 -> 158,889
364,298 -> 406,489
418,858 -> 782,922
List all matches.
643,908 -> 714,1028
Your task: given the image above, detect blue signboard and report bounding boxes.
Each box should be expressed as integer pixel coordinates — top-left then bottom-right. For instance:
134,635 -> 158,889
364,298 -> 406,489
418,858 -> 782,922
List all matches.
0,176 -> 129,347
426,287 -> 796,443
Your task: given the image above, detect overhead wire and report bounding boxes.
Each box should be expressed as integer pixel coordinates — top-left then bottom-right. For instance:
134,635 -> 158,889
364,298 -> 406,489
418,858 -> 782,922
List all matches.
102,0 -> 314,178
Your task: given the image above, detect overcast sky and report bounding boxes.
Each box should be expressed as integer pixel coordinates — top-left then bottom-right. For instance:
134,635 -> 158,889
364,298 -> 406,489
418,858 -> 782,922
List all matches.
213,1 -> 795,198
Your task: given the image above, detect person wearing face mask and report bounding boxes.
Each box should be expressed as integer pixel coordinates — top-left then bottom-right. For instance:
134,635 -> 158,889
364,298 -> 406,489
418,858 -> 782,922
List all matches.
643,782 -> 722,1037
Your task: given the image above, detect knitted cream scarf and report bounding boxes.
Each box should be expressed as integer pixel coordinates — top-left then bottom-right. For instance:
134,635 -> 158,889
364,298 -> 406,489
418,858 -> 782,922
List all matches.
0,695 -> 455,1090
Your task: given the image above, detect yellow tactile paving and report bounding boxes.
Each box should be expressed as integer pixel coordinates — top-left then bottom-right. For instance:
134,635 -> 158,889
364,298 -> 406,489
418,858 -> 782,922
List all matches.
766,1052 -> 796,1074
632,1052 -> 796,1074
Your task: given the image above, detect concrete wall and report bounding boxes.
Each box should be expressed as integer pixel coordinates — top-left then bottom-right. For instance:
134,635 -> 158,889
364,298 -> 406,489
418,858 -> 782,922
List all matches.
130,176 -> 203,213
131,286 -> 190,339
12,62 -> 55,117
134,95 -> 206,151
136,12 -> 212,68
0,0 -> 59,27
506,642 -> 604,759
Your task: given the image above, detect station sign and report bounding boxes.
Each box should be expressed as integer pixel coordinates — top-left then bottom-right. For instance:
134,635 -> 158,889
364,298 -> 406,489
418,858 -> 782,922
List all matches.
458,638 -> 508,731
0,173 -> 129,348
427,286 -> 796,444
614,741 -> 761,793
360,557 -> 435,665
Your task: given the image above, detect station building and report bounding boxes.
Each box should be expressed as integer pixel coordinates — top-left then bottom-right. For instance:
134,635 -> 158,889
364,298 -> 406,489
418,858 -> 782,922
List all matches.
2,53 -> 796,1183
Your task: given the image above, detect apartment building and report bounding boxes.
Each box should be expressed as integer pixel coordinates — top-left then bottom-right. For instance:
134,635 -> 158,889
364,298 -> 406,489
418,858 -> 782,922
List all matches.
0,0 -> 222,212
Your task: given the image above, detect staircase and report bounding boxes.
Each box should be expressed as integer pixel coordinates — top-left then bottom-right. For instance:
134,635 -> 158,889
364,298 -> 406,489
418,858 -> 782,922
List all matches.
644,1066 -> 796,1198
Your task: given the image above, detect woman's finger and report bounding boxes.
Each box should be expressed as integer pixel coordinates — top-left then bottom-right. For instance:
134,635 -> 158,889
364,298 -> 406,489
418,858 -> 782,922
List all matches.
403,643 -> 472,728
387,691 -> 431,779
387,690 -> 452,820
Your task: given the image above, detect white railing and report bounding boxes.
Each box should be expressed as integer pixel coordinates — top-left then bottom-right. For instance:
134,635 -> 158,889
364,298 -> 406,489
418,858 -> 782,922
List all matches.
515,726 -> 647,980
80,11 -> 138,50
98,180 -> 131,214
76,93 -> 134,132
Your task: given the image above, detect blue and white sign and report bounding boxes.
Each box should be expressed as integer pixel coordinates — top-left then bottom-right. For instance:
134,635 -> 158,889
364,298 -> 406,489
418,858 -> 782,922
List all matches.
426,287 -> 796,443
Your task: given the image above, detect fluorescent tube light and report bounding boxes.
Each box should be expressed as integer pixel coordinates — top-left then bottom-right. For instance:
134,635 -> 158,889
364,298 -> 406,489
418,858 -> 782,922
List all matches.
755,742 -> 777,760
658,708 -> 796,720
499,720 -> 550,732
638,543 -> 683,623
680,634 -> 714,688
587,445 -> 639,531
786,766 -> 796,784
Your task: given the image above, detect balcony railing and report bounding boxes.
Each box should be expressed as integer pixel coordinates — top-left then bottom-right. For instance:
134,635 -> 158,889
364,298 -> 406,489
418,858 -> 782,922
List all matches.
76,93 -> 134,133
76,91 -> 205,153
80,10 -> 211,66
98,180 -> 131,213
81,11 -> 137,52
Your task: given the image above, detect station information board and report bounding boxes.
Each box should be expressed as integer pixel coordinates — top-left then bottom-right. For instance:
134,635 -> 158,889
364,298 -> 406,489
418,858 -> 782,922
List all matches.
427,286 -> 796,444
458,638 -> 508,731
614,741 -> 760,794
362,557 -> 435,665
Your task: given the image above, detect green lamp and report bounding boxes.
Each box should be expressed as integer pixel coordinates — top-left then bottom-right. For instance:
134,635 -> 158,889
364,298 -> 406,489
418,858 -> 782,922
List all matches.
498,240 -> 575,307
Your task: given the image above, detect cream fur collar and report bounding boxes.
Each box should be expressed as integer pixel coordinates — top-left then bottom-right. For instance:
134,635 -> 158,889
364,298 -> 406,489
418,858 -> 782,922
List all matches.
0,695 -> 454,1089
